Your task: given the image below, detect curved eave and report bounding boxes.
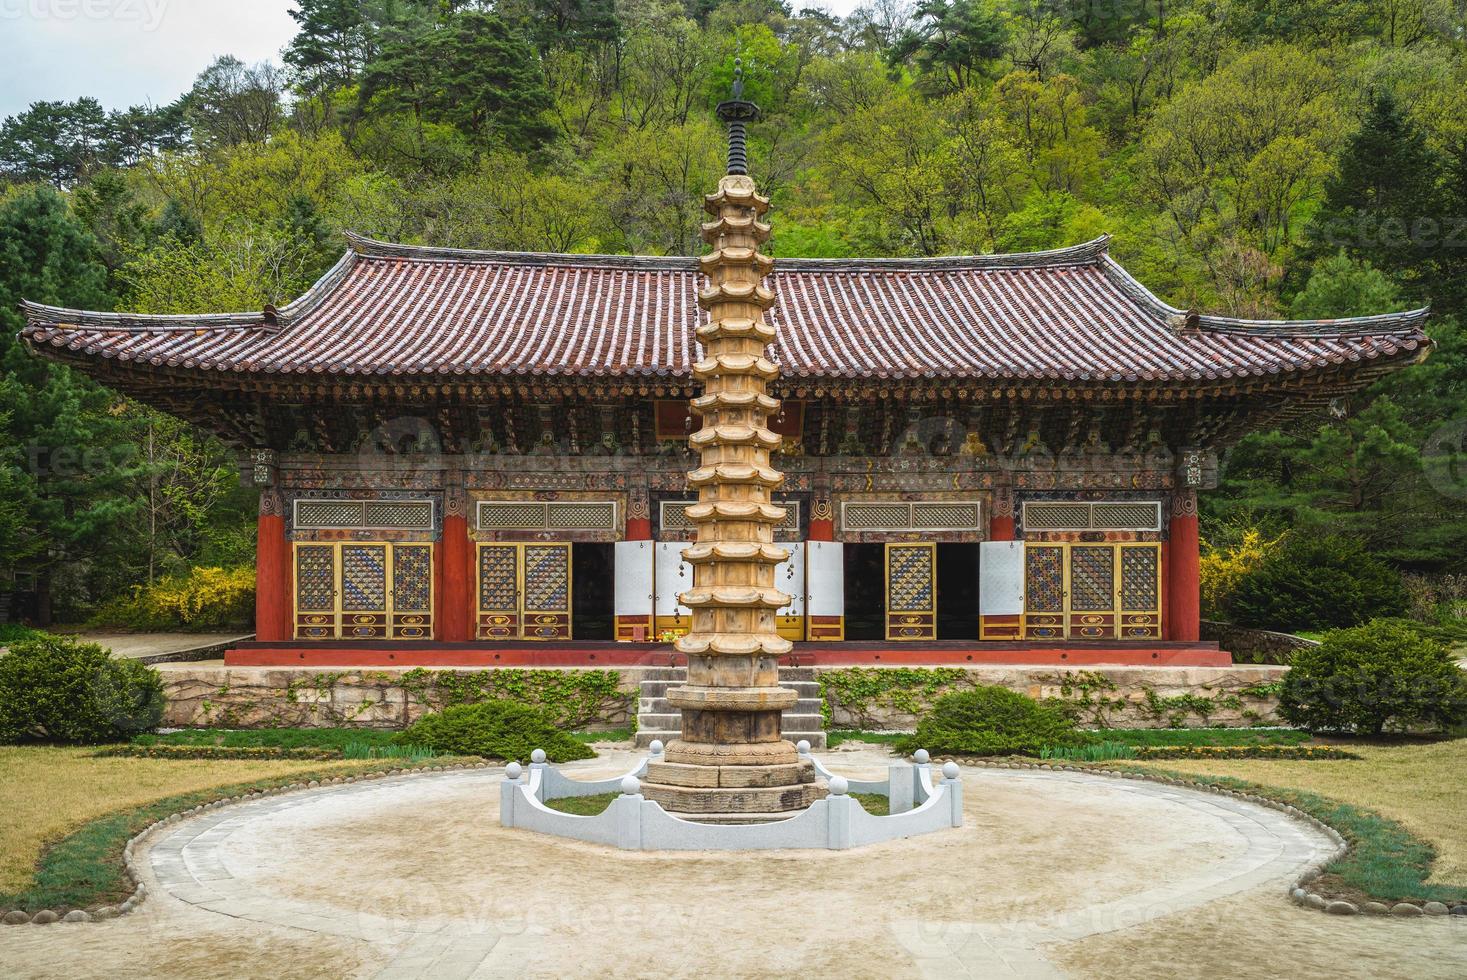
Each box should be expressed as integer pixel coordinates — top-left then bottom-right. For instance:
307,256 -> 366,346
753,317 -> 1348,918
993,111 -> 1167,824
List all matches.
20,328 -> 1429,397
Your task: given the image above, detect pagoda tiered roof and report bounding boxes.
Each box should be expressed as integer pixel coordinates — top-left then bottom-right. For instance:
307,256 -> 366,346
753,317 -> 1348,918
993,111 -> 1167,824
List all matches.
21,234 -> 1430,393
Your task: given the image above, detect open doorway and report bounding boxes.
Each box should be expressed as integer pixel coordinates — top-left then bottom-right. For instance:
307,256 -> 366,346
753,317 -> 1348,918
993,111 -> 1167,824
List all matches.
843,543 -> 885,640
572,543 -> 614,640
936,543 -> 980,639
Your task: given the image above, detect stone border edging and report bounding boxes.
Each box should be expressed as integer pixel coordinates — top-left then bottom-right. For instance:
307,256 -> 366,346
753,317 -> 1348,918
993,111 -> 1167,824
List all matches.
954,758 -> 1467,921
0,758 -> 492,927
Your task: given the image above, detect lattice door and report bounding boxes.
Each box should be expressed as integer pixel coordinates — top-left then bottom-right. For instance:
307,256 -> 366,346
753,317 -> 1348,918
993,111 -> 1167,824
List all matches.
340,544 -> 389,639
391,544 -> 434,639
1021,543 -> 1163,639
477,544 -> 520,639
1022,545 -> 1065,639
885,543 -> 935,641
1068,545 -> 1116,638
522,544 -> 572,640
1118,544 -> 1162,638
476,543 -> 573,640
294,544 -> 338,639
293,542 -> 434,640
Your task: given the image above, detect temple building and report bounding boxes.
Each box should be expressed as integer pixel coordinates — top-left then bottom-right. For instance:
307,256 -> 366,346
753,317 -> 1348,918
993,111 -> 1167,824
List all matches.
22,228 -> 1429,668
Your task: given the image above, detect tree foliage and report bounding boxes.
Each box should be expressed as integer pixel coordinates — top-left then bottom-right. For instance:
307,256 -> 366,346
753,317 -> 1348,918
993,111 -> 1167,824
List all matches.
3,0 -> 1467,621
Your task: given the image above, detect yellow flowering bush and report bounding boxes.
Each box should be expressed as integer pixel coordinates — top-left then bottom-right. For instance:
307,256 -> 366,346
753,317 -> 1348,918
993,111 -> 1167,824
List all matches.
92,566 -> 255,631
1199,527 -> 1283,619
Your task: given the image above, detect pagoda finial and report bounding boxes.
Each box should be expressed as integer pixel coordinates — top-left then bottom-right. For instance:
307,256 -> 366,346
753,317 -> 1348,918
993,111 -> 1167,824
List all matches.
715,57 -> 760,177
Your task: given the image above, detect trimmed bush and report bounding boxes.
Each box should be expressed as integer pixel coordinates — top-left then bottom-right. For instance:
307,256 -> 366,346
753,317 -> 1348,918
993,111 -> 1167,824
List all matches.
90,565 -> 255,631
1280,620 -> 1467,735
1227,535 -> 1407,632
394,700 -> 594,762
896,685 -> 1096,757
0,636 -> 164,744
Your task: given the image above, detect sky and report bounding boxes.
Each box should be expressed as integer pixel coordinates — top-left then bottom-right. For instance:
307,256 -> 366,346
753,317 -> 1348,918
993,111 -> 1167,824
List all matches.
0,0 -> 864,119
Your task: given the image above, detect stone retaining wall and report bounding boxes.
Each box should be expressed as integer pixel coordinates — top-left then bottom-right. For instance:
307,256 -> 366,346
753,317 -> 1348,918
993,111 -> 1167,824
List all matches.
157,665 -> 641,730
157,663 -> 1285,732
815,664 -> 1287,730
1202,620 -> 1320,665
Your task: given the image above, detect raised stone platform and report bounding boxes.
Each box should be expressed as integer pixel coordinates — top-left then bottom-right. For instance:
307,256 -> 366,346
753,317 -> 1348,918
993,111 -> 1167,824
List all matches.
151,662 -> 1287,730
222,638 -> 1232,668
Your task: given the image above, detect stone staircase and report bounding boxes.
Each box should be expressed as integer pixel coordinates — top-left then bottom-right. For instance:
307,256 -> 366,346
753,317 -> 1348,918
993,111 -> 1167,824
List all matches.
634,666 -> 827,750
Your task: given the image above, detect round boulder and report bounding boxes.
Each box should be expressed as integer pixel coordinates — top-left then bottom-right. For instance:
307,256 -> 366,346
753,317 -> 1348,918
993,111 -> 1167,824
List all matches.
30,910 -> 59,925
1390,903 -> 1424,917
3,910 -> 30,925
1422,901 -> 1449,916
62,910 -> 91,923
1324,901 -> 1358,916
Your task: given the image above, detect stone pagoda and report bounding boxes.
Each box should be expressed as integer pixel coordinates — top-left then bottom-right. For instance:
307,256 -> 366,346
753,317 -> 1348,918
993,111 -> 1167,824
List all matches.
638,65 -> 826,821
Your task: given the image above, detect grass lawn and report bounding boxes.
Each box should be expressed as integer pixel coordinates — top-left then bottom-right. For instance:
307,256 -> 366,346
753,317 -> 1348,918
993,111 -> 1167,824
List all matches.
1125,737 -> 1467,900
136,727 -> 402,750
1095,728 -> 1310,748
0,746 -> 395,910
546,790 -> 891,816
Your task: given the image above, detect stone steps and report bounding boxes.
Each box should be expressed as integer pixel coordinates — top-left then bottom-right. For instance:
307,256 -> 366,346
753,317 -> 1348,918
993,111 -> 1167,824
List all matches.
634,667 -> 827,750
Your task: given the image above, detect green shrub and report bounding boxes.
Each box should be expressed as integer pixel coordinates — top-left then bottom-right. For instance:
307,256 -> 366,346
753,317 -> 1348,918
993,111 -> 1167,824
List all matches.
0,636 -> 164,744
1280,620 -> 1467,735
394,700 -> 594,762
1227,535 -> 1408,632
896,685 -> 1096,757
90,565 -> 255,631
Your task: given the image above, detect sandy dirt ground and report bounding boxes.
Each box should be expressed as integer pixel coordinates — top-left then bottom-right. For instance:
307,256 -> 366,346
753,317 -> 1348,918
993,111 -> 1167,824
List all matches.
2,751 -> 1463,979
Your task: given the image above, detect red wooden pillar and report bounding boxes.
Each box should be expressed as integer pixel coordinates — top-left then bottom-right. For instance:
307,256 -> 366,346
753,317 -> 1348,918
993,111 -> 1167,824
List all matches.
989,487 -> 1015,541
439,491 -> 474,641
1166,490 -> 1200,642
255,491 -> 291,642
809,490 -> 834,541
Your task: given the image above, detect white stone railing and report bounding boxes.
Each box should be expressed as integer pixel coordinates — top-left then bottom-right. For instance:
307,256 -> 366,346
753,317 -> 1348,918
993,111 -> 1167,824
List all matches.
499,740 -> 962,851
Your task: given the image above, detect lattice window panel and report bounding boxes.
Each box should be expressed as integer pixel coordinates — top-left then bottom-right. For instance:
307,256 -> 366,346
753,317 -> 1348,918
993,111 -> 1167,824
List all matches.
912,503 -> 981,528
478,500 -> 617,530
294,498 -> 433,530
295,545 -> 336,612
887,545 -> 934,612
1023,500 -> 1161,531
661,500 -> 799,532
547,501 -> 616,529
363,501 -> 433,529
1069,546 -> 1115,612
295,500 -> 364,529
522,545 -> 570,612
1022,502 -> 1092,530
1024,546 -> 1064,613
1120,546 -> 1160,611
1092,502 -> 1162,531
478,502 -> 547,529
392,544 -> 433,612
340,544 -> 388,611
478,545 -> 518,610
844,500 -> 981,531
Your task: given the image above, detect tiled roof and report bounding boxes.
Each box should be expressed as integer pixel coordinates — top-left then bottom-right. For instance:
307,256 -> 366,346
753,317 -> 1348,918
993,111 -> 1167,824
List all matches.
20,234 -> 1430,386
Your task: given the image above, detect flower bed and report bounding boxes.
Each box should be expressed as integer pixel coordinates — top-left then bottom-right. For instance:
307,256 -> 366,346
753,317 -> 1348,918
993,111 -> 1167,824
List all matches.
1130,745 -> 1359,761
97,745 -> 344,761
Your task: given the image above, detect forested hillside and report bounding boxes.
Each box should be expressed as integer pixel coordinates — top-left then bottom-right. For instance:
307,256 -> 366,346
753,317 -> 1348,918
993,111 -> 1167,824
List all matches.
2,0 -> 1465,621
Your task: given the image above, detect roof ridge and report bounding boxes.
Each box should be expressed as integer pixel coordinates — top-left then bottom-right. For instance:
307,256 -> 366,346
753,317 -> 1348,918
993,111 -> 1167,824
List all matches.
343,231 -> 1114,271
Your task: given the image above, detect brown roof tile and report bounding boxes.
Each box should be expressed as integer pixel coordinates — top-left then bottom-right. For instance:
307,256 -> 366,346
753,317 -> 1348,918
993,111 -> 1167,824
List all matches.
20,235 -> 1430,386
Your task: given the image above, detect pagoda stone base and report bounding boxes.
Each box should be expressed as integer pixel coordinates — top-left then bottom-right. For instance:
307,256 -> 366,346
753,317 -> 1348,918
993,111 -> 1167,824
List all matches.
641,744 -> 827,822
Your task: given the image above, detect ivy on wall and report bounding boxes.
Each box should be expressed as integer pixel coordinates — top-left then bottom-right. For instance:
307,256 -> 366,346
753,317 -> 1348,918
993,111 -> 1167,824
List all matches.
398,668 -> 628,729
817,668 -> 967,728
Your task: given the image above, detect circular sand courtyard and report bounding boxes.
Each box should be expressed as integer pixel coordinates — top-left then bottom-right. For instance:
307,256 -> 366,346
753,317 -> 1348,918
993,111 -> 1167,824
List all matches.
2,749 -> 1464,979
